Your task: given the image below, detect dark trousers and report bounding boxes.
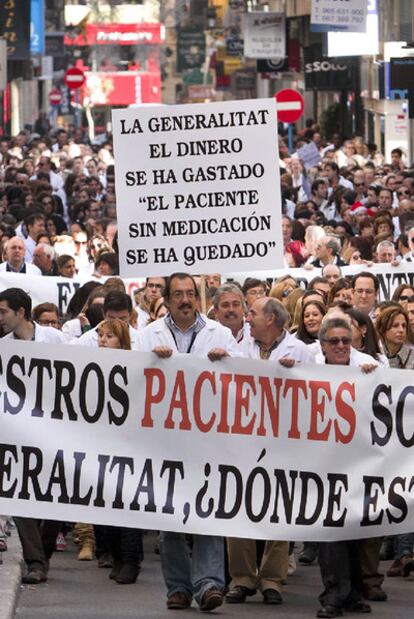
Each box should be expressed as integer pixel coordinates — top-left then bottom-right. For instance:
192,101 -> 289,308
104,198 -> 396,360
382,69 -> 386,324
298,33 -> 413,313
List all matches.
318,541 -> 364,608
106,526 -> 144,566
14,517 -> 61,572
359,537 -> 383,592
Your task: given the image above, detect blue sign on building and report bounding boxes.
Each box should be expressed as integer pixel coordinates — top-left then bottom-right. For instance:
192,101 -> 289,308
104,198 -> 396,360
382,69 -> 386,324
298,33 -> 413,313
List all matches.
30,0 -> 45,55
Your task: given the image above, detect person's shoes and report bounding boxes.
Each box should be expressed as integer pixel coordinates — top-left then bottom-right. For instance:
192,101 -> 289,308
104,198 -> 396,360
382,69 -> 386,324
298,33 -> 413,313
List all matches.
115,563 -> 140,584
166,592 -> 192,610
288,552 -> 297,575
387,555 -> 414,578
316,605 -> 343,618
55,532 -> 66,552
401,554 -> 414,577
98,552 -> 113,568
199,588 -> 223,612
225,585 -> 256,603
0,539 -> 7,552
78,542 -> 95,561
379,538 -> 394,561
263,589 -> 283,604
364,586 -> 387,601
299,543 -> 318,565
22,569 -> 47,584
344,600 -> 371,613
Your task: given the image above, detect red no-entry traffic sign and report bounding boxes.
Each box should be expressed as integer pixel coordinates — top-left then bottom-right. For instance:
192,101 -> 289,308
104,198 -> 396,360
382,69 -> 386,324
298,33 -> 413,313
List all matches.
49,88 -> 62,106
64,67 -> 85,90
274,88 -> 305,124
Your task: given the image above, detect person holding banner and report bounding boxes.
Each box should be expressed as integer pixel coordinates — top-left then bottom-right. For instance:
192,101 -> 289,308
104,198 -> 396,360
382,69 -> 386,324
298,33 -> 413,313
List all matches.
0,288 -> 66,584
315,317 -> 378,618
96,318 -> 144,584
138,272 -> 239,612
226,297 -> 312,606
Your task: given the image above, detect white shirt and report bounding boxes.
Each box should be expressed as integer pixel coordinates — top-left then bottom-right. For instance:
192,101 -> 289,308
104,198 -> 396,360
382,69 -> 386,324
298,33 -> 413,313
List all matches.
137,306 -> 150,331
0,261 -> 41,275
238,330 -> 313,363
138,315 -> 240,358
314,346 -> 381,367
2,322 -> 66,344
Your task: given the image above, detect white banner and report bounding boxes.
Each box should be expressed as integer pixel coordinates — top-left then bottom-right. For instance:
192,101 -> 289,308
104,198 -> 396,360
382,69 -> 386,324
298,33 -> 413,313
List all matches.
0,273 -> 145,316
1,340 -> 413,541
112,99 -> 284,278
243,12 -> 286,59
311,0 -> 367,33
226,263 -> 414,303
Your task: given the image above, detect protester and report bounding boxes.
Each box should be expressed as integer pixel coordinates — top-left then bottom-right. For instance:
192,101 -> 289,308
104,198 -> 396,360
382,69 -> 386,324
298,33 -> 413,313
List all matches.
138,272 -> 238,612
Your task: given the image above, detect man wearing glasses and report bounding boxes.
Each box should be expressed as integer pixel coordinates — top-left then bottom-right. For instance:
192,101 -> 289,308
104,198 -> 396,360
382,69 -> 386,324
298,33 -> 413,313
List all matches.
136,276 -> 166,330
138,272 -> 239,612
352,272 -> 379,319
314,317 -> 377,618
241,277 -> 267,309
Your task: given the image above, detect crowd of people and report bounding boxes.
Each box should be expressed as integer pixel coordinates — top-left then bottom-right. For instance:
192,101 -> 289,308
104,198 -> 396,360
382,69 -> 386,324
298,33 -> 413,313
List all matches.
0,123 -> 413,617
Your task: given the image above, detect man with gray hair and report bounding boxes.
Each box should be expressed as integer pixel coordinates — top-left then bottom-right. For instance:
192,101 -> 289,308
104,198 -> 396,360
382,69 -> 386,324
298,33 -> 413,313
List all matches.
32,243 -> 57,276
310,236 -> 346,268
375,240 -> 396,264
225,297 -> 312,606
0,237 -> 41,274
213,283 -> 248,342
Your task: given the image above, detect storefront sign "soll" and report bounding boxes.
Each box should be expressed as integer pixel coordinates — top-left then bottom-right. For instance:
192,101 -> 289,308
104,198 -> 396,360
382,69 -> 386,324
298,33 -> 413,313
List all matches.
305,61 -> 348,73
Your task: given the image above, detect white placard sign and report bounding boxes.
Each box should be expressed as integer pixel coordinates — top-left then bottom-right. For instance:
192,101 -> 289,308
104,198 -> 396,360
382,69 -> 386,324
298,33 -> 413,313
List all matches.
243,12 -> 285,60
311,0 -> 367,32
112,99 -> 284,277
1,339 -> 414,541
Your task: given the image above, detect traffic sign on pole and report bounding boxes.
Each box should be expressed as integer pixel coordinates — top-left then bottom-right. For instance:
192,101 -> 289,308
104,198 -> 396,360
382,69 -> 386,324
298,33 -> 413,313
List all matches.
64,67 -> 85,90
274,88 -> 305,124
49,88 -> 62,106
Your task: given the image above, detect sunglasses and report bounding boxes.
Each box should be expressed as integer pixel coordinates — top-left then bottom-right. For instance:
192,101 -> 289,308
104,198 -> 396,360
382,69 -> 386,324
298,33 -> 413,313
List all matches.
324,337 -> 352,345
398,191 -> 410,196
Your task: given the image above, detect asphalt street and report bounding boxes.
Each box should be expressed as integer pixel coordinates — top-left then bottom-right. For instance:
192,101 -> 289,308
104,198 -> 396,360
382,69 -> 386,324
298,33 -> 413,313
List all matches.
15,534 -> 414,619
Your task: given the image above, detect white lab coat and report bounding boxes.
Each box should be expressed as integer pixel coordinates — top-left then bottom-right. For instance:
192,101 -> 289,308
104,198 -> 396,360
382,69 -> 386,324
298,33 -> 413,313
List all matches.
238,329 -> 313,363
138,315 -> 240,358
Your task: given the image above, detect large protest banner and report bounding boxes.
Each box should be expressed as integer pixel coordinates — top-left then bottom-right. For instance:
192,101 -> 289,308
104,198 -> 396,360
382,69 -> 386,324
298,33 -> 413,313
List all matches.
1,339 -> 413,542
112,99 -> 284,278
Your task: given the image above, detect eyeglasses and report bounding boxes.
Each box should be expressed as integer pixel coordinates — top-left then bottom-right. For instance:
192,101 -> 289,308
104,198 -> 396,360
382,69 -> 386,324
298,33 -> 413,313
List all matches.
324,337 -> 352,346
354,183 -> 365,187
38,319 -> 60,327
399,295 -> 412,301
397,191 -> 410,196
246,289 -> 265,297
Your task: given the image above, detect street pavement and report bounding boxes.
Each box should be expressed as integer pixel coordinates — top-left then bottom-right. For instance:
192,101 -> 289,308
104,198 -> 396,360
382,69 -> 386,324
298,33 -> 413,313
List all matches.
0,528 -> 23,619
14,533 -> 414,619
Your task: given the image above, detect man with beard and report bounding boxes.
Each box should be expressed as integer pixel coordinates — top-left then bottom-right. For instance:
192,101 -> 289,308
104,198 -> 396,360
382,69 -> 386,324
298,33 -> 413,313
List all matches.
138,272 -> 239,612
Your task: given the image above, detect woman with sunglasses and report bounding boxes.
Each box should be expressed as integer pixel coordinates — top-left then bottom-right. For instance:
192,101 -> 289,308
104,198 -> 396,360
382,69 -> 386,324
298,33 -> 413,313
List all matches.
391,283 -> 414,304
